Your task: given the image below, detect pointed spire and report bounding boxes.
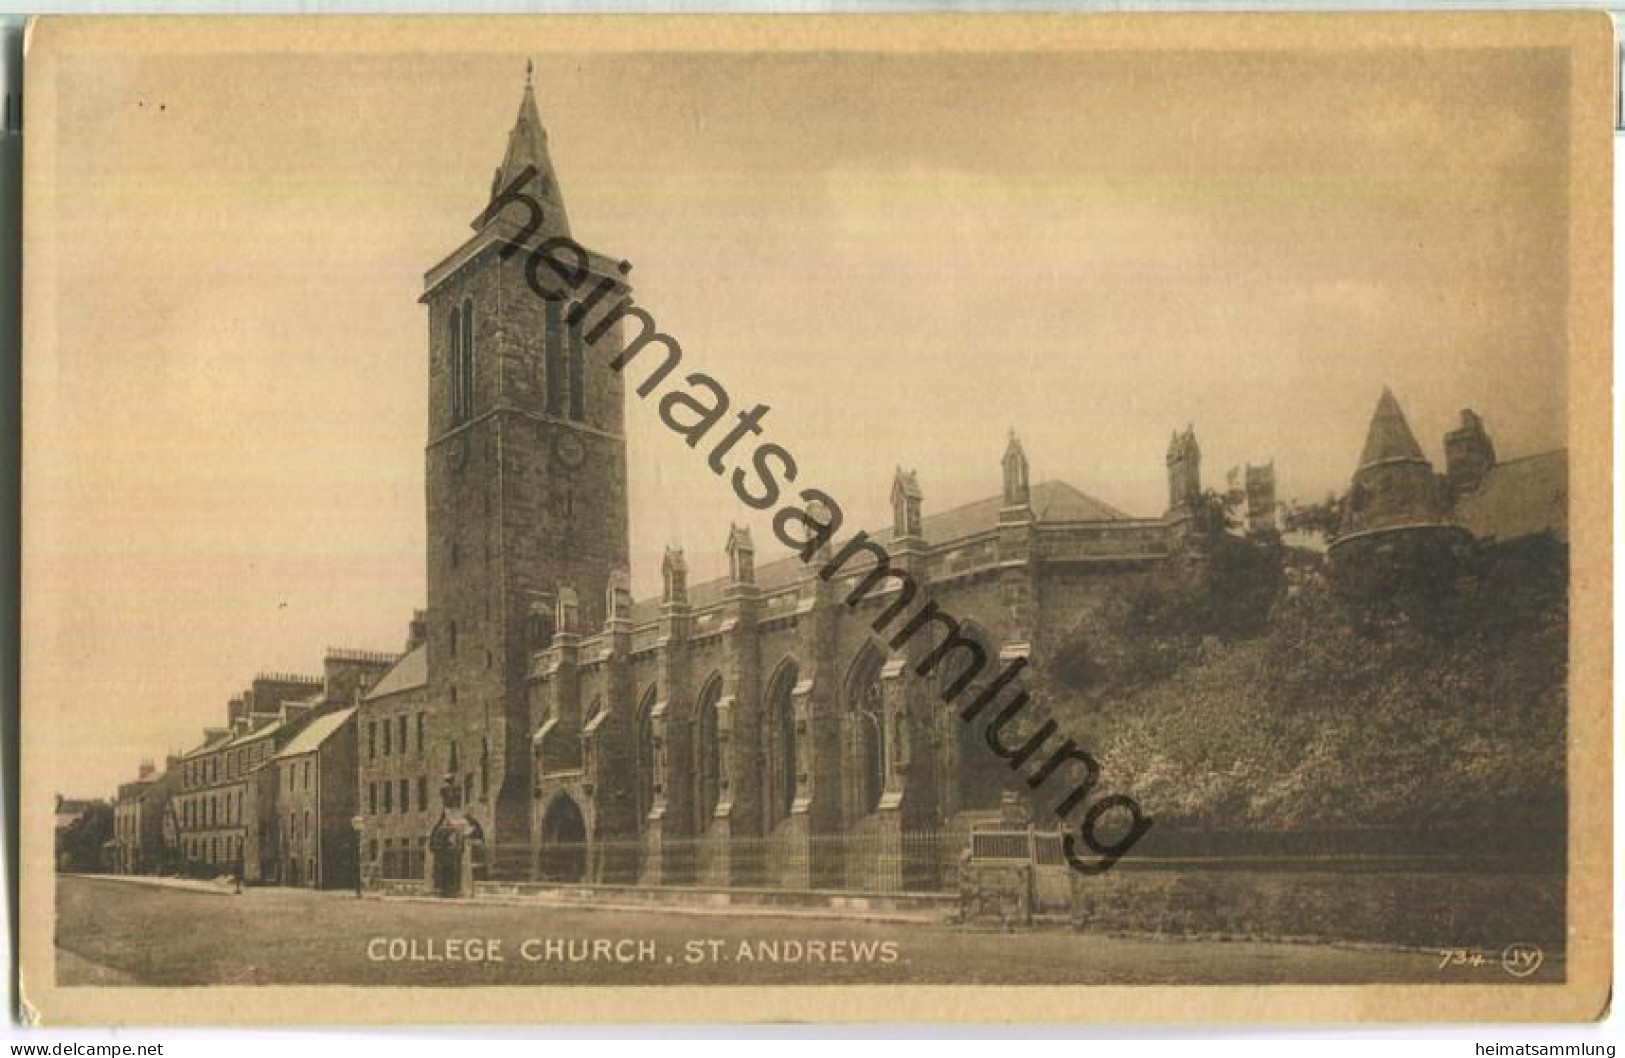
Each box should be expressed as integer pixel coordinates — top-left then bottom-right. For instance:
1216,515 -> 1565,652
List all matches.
661,547 -> 689,605
891,467 -> 923,539
725,523 -> 756,586
1358,387 -> 1428,469
1002,430 -> 1030,508
477,63 -> 571,238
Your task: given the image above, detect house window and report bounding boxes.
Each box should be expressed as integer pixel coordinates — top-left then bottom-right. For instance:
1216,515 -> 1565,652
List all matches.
398,716 -> 408,757
369,722 -> 377,760
304,810 -> 311,839
399,779 -> 410,815
368,782 -> 377,815
303,760 -> 311,790
417,713 -> 426,758
383,719 -> 392,757
382,782 -> 392,813
417,776 -> 428,812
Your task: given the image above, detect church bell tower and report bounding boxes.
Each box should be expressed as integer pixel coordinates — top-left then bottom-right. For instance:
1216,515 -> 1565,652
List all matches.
418,66 -> 633,864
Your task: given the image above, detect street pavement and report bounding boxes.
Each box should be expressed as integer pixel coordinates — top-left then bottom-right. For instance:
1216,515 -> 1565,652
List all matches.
55,874 -> 1550,987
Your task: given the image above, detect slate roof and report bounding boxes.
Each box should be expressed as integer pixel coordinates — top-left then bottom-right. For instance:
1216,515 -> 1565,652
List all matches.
364,644 -> 428,701
1455,450 -> 1568,543
1359,387 -> 1429,468
627,479 -> 1131,624
480,78 -> 571,241
183,728 -> 244,759
274,707 -> 356,760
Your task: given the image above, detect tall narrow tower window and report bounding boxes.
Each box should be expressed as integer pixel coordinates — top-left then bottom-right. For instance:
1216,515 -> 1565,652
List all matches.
568,318 -> 585,421
461,299 -> 475,416
448,306 -> 465,423
449,301 -> 476,425
544,300 -> 564,416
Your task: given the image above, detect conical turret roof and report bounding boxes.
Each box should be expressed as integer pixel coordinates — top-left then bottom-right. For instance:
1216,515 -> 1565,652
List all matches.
1359,387 -> 1429,468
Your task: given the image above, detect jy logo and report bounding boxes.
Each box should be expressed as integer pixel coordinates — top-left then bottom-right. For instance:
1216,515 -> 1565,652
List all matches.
1500,942 -> 1544,978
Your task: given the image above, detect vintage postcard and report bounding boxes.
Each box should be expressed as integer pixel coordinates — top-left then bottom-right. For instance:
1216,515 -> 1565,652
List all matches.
17,13 -> 1612,1025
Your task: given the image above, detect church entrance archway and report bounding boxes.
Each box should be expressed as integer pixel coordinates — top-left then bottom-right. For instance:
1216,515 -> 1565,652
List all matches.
538,794 -> 587,883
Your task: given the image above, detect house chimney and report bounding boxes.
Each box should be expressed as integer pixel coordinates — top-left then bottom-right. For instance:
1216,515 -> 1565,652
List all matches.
406,610 -> 428,653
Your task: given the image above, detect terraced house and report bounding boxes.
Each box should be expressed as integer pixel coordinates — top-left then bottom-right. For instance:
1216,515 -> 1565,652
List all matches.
175,673 -> 323,871
174,651 -> 398,879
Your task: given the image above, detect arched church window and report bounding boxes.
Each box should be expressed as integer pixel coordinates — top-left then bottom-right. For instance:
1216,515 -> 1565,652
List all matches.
635,687 -> 657,823
766,661 -> 799,823
846,648 -> 886,815
694,677 -> 723,827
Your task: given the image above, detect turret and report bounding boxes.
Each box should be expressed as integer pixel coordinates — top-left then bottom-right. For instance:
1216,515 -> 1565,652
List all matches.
1341,387 -> 1447,536
1444,408 -> 1497,496
725,524 -> 756,587
890,467 -> 923,540
661,548 -> 689,606
1165,426 -> 1202,512
1001,431 -> 1031,509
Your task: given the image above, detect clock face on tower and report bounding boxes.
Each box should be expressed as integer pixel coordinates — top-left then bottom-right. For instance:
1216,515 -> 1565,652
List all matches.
554,431 -> 585,470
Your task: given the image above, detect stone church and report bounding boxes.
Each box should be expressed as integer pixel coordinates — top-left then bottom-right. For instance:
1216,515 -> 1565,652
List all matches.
353,75 -> 1230,891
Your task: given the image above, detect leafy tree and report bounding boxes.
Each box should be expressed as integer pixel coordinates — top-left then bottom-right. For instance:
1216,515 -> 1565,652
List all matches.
1281,491 -> 1345,541
1042,537 -> 1566,839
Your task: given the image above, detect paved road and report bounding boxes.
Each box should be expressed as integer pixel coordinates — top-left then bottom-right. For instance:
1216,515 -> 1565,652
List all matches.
55,875 -> 1555,987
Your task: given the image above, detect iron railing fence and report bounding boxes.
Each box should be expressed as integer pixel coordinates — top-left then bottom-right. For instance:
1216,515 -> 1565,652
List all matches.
441,828 -> 971,893
364,823 -> 1071,892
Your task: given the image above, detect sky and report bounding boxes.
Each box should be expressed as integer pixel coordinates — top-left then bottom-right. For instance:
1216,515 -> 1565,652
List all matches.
26,32 -> 1572,799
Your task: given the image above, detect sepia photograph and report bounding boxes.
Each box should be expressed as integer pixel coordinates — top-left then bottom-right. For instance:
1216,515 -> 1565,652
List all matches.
16,13 -> 1612,1024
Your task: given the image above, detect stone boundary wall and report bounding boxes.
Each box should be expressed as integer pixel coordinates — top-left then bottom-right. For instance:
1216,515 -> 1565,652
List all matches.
1071,866 -> 1564,950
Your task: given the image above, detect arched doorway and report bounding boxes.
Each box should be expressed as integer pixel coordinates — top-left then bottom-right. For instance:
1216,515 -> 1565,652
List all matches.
538,794 -> 587,882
